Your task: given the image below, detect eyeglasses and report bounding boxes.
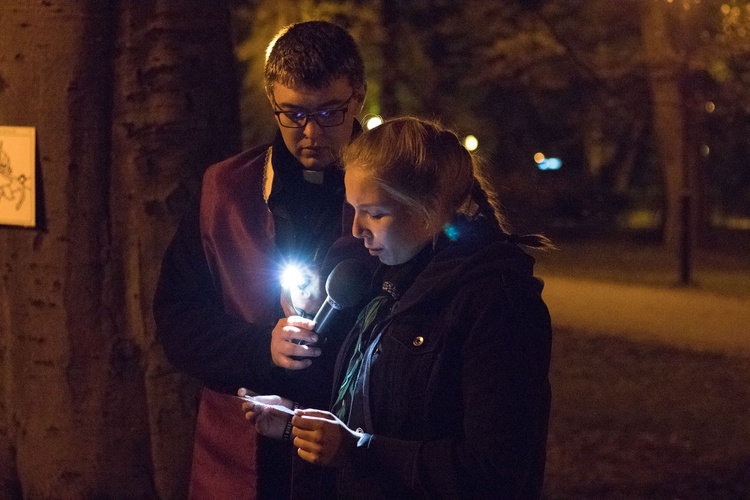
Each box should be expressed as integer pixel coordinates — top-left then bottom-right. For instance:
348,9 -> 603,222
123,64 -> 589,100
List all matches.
273,93 -> 355,129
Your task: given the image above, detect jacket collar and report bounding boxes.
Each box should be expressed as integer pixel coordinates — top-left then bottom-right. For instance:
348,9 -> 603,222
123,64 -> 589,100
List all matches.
381,217 -> 540,317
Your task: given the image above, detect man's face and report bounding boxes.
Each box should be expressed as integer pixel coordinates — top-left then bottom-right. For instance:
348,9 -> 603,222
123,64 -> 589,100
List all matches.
270,78 -> 364,171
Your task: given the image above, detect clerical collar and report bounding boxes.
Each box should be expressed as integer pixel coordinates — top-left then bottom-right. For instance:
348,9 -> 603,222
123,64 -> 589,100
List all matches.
302,169 -> 325,184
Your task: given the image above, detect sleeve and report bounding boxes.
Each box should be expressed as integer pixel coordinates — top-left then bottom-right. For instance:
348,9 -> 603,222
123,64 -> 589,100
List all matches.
153,200 -> 278,393
350,275 -> 552,499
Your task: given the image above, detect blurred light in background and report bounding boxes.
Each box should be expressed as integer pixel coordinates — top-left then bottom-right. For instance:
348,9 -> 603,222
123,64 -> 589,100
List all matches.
701,144 -> 710,156
705,101 -> 716,113
624,209 -> 662,229
365,115 -> 383,130
463,135 -> 478,151
534,152 -> 562,170
538,158 -> 562,170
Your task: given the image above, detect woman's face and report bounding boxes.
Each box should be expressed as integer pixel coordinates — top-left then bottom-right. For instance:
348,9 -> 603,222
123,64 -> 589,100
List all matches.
345,168 -> 437,265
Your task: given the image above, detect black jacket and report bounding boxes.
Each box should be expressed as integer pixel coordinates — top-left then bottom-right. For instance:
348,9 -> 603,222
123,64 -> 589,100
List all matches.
153,129 -> 373,499
334,220 -> 552,499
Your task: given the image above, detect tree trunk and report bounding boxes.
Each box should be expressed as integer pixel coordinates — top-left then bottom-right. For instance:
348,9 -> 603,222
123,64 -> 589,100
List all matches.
641,0 -> 692,251
379,0 -> 400,118
0,1 -> 240,497
613,118 -> 646,194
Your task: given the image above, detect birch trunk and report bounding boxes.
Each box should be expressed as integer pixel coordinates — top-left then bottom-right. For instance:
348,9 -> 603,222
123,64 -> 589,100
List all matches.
0,1 -> 240,497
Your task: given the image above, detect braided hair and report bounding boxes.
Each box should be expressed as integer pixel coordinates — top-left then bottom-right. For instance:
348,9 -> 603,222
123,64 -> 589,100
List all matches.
342,116 -> 554,250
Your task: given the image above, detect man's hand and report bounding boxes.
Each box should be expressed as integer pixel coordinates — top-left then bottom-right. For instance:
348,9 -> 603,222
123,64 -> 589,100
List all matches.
291,409 -> 363,467
270,316 -> 322,369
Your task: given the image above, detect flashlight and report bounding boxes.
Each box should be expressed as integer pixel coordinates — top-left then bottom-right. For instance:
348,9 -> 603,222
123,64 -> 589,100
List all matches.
280,262 -> 318,322
280,264 -> 310,291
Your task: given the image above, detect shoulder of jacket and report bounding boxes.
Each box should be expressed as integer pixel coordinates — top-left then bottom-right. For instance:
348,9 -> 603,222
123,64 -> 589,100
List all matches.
204,143 -> 272,180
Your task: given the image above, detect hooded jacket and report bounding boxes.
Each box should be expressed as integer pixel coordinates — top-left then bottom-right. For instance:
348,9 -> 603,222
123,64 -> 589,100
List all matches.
333,218 -> 552,499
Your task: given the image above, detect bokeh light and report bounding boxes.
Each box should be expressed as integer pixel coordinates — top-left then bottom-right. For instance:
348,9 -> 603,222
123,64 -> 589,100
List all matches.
365,115 -> 383,130
463,135 -> 479,151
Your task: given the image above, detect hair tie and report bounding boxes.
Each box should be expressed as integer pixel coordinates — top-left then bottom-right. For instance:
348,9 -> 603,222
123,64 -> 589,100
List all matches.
502,232 -> 555,250
502,233 -> 520,245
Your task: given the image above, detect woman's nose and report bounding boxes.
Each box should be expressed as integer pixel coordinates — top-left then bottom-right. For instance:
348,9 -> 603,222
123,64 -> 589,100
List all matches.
351,215 -> 365,239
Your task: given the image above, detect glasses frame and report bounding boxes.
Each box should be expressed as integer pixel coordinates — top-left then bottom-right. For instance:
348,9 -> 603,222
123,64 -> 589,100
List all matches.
273,93 -> 356,129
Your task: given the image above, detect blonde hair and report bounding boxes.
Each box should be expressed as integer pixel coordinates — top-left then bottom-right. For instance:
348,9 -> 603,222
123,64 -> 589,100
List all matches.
343,117 -> 503,228
343,117 -> 554,249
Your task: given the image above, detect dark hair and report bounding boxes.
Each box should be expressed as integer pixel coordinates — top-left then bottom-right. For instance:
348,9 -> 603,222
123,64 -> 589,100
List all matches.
343,117 -> 553,249
264,21 -> 365,96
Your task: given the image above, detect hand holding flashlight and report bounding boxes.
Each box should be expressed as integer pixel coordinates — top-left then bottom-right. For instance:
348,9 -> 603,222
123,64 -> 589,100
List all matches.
270,315 -> 321,370
273,259 -> 371,370
280,264 -> 325,318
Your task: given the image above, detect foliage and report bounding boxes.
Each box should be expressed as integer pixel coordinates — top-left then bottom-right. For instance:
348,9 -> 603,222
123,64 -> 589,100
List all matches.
231,0 -> 750,226
692,0 -> 750,214
232,0 -> 381,147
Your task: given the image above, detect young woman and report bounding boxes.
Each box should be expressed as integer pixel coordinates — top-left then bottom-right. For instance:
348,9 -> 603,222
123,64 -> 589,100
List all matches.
240,117 -> 553,499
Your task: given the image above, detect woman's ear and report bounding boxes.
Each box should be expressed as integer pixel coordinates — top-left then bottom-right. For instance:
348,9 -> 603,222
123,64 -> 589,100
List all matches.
424,212 -> 445,236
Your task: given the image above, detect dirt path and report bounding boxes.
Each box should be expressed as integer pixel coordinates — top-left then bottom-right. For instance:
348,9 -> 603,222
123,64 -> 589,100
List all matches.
540,275 -> 750,357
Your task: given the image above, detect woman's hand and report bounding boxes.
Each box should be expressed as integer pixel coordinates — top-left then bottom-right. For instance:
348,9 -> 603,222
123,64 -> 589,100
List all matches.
238,388 -> 294,440
291,409 -> 363,467
270,316 -> 322,370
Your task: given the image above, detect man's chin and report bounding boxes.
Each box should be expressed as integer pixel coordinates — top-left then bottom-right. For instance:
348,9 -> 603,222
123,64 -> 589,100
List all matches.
298,156 -> 334,172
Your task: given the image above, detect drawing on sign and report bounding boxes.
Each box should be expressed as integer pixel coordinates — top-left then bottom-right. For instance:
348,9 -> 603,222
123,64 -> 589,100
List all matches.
0,141 -> 29,211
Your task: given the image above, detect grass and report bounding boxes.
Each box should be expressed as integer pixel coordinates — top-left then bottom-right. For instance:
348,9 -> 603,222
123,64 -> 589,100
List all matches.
530,230 -> 750,497
544,329 -> 750,499
531,230 -> 750,298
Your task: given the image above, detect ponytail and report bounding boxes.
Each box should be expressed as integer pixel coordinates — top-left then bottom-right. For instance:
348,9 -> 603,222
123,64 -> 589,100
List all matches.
469,178 -> 555,251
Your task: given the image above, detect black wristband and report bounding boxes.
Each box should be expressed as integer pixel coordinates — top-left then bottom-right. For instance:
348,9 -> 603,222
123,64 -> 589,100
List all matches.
282,402 -> 300,441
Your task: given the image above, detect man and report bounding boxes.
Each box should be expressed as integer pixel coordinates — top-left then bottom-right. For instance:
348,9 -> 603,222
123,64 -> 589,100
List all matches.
154,21 -> 371,499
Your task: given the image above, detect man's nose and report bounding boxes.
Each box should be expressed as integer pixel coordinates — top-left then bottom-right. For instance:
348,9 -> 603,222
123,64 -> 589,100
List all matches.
303,116 -> 324,138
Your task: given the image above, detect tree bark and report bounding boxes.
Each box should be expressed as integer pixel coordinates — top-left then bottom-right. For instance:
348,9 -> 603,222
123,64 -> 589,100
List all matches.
111,2 -> 240,496
0,1 -> 240,497
379,0 -> 400,118
641,0 -> 692,251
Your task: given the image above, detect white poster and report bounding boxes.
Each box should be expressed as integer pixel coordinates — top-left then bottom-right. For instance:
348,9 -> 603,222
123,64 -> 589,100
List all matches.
0,126 -> 36,227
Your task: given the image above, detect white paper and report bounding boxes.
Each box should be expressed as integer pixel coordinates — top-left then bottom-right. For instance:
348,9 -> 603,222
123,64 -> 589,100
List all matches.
235,394 -> 296,416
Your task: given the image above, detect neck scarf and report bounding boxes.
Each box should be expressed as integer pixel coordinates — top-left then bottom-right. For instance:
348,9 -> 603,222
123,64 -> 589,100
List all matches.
332,244 -> 435,426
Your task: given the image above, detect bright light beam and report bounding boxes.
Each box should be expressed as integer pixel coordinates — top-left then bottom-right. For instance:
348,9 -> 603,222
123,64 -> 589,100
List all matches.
280,264 -> 307,290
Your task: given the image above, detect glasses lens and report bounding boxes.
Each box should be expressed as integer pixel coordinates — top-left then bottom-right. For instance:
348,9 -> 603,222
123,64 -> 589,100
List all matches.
313,110 -> 345,127
275,99 -> 350,128
278,112 -> 306,128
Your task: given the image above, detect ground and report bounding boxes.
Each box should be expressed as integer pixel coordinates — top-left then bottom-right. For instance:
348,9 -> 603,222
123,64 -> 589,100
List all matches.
543,328 -> 750,499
